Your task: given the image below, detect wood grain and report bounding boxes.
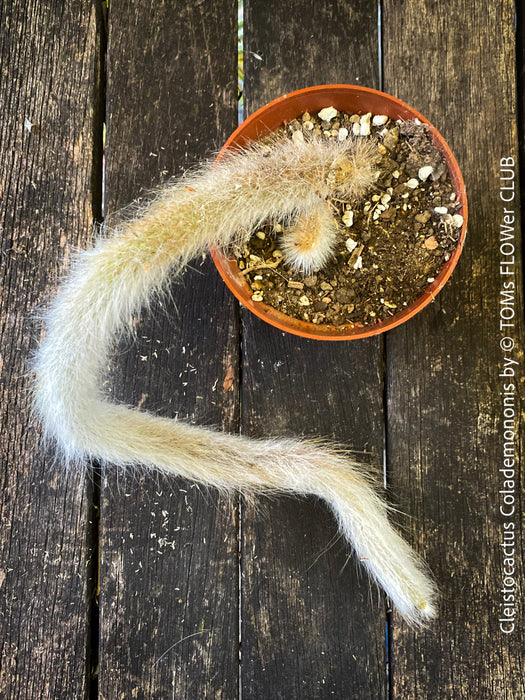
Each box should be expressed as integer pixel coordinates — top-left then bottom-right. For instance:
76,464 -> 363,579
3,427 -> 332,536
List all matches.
2,2 -> 523,698
0,1 -> 102,697
98,1 -> 240,698
241,2 -> 387,698
382,1 -> 525,697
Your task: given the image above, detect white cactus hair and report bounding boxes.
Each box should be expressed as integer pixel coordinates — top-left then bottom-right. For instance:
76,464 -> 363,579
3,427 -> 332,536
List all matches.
32,134 -> 437,626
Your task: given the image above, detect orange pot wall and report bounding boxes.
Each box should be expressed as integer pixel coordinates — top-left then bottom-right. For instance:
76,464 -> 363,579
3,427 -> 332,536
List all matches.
210,84 -> 468,340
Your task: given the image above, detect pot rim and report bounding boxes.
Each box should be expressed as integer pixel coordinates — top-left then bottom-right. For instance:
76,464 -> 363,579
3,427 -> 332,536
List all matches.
210,84 -> 468,340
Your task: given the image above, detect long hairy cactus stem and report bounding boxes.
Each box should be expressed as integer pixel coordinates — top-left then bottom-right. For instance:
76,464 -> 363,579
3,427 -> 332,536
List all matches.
33,136 -> 437,626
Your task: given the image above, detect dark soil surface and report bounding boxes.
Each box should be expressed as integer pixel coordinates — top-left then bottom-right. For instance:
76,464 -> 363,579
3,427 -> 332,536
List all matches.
234,108 -> 464,328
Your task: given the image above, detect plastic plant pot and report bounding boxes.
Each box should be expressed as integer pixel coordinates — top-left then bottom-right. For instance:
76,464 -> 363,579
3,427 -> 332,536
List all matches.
210,84 -> 468,340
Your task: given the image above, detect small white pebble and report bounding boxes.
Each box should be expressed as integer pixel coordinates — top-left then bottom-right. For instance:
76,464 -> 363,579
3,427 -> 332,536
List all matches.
418,165 -> 433,182
254,275 -> 263,280
251,291 -> 263,302
414,118 -> 421,124
372,114 -> 388,126
292,130 -> 304,144
298,295 -> 310,306
353,256 -> 363,270
452,214 -> 464,228
318,106 -> 338,121
379,127 -> 388,137
255,231 -> 265,240
380,193 -> 391,205
337,127 -> 349,141
372,210 -> 380,220
427,277 -> 435,283
342,210 -> 354,227
406,178 -> 419,189
434,206 -> 448,215
352,122 -> 361,136
401,192 -> 409,199
372,194 -> 380,202
360,112 -> 371,136
450,193 -> 456,201
303,120 -> 314,131
392,170 -> 400,179
345,237 -> 358,252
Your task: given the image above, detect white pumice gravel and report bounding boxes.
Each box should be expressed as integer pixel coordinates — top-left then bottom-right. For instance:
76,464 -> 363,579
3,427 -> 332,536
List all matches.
418,165 -> 433,182
434,206 -> 448,215
338,127 -> 349,141
406,178 -> 419,189
452,214 -> 464,228
372,114 -> 388,126
342,210 -> 354,227
345,237 -> 358,252
359,112 -> 372,136
318,106 -> 338,121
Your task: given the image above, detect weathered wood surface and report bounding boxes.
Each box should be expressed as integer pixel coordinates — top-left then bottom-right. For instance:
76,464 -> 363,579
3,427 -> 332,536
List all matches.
0,2 -> 101,698
241,2 -> 387,698
1,0 -> 524,698
97,1 -> 240,698
383,1 -> 525,698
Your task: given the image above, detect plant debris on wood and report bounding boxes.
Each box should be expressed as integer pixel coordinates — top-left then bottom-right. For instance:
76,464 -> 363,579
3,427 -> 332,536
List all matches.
232,108 -> 464,329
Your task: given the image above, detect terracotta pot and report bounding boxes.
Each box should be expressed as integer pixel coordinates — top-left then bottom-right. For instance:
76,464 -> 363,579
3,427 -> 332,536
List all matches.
210,84 -> 467,340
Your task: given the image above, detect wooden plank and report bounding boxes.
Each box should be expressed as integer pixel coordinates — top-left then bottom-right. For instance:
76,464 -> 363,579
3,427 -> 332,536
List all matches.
382,1 -> 525,697
0,2 -> 102,697
98,1 -> 240,698
241,2 -> 387,698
